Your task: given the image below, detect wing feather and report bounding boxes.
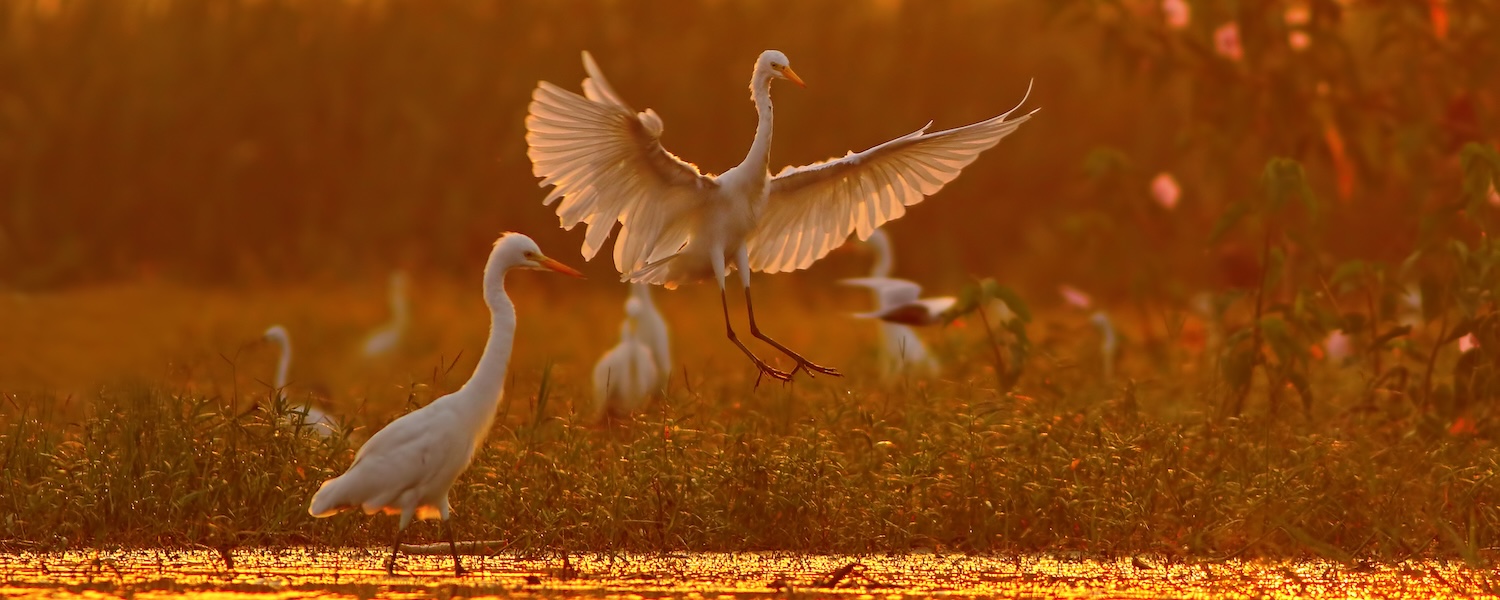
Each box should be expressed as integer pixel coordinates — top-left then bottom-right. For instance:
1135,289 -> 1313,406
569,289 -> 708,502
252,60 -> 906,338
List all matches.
749,86 -> 1036,273
525,52 -> 718,275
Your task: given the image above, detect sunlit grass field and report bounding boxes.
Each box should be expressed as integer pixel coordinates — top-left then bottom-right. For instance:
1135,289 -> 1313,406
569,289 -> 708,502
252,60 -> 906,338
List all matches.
4,0 -> 1500,565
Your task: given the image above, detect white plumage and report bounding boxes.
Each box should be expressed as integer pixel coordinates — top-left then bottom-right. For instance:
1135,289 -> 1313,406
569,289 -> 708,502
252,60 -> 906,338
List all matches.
630,282 -> 671,381
865,231 -> 933,377
361,270 -> 410,358
591,296 -> 661,421
526,50 -> 1035,381
842,277 -> 959,327
307,233 -> 582,576
261,324 -> 340,437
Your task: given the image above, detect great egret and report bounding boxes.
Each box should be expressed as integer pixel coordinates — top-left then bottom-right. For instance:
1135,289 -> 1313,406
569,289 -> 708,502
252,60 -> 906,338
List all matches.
308,233 -> 583,576
1088,311 -> 1119,382
526,50 -> 1035,382
361,271 -> 410,358
261,325 -> 340,437
591,296 -> 660,422
630,282 -> 671,381
844,229 -> 941,377
842,277 -> 958,327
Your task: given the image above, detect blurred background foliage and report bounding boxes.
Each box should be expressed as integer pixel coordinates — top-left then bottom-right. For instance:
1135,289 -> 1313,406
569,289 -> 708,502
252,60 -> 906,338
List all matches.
2,0 -> 1494,300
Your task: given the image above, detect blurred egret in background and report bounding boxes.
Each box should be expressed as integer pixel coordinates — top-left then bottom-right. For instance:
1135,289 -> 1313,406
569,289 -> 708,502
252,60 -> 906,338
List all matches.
308,233 -> 583,576
261,325 -> 340,437
842,229 -> 940,378
630,282 -> 671,382
361,271 -> 410,359
526,50 -> 1035,382
591,295 -> 660,422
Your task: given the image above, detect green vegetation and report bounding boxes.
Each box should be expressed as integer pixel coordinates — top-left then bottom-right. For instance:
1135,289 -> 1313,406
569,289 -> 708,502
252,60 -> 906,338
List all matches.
4,0 -> 1500,563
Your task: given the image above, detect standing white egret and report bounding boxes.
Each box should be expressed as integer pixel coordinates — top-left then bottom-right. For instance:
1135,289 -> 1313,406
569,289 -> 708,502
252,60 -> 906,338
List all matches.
361,271 -> 410,358
526,50 -> 1035,382
630,282 -> 671,381
1088,310 -> 1119,382
591,296 -> 660,421
308,233 -> 583,576
852,229 -> 947,378
261,325 -> 340,437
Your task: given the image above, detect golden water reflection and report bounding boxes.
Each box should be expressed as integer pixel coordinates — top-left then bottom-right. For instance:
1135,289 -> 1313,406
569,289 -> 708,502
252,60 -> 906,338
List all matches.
0,550 -> 1493,598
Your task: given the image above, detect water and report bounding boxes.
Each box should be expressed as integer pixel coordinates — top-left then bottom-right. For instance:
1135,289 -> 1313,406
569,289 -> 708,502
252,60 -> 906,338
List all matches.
0,550 -> 1491,598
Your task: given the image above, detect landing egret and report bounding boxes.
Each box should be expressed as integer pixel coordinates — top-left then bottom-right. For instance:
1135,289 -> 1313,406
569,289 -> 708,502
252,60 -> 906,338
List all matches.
630,283 -> 671,381
526,50 -> 1035,382
842,277 -> 958,327
591,296 -> 660,422
847,229 -> 938,377
308,233 -> 583,576
261,325 -> 340,437
361,271 -> 410,358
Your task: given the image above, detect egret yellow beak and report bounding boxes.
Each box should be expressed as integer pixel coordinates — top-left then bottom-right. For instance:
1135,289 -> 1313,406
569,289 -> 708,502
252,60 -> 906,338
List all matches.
537,255 -> 585,278
781,66 -> 806,88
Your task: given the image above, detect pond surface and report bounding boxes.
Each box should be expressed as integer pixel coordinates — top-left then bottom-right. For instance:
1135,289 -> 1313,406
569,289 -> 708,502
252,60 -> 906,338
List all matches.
0,549 -> 1493,598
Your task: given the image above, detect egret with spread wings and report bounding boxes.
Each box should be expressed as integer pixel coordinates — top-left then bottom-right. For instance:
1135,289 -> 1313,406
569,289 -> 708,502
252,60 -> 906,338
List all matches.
526,50 -> 1035,382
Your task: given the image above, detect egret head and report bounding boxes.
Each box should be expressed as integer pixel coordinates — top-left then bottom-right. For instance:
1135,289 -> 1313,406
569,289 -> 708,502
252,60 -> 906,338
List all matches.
263,325 -> 290,346
483,233 -> 584,306
758,50 -> 805,88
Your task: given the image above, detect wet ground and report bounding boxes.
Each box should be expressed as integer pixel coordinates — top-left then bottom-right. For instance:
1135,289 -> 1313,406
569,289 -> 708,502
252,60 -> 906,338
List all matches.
1,549 -> 1494,598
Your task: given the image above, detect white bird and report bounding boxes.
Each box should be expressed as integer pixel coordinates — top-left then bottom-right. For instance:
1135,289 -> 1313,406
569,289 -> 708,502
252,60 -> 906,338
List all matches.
1088,310 -> 1119,382
526,50 -> 1035,382
591,296 -> 661,421
842,277 -> 959,327
630,282 -> 671,382
261,325 -> 340,437
308,233 -> 582,576
361,271 -> 410,358
847,229 -> 939,377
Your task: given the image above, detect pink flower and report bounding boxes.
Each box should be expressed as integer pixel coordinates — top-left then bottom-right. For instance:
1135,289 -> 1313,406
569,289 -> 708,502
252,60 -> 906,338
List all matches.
1162,0 -> 1191,30
1460,333 -> 1479,353
1059,285 -> 1093,309
1215,22 -> 1243,61
1151,172 -> 1181,210
1488,183 -> 1500,207
1323,331 -> 1352,363
1289,31 -> 1311,51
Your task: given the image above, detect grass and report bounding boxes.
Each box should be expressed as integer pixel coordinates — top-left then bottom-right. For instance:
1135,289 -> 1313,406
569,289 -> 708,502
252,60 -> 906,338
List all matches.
3,0 -> 1500,564
2,278 -> 1499,560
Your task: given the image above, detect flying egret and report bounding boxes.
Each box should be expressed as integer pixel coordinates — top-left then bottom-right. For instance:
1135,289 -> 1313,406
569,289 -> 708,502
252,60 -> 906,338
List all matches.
261,325 -> 340,437
842,277 -> 959,327
308,233 -> 583,576
361,271 -> 410,358
591,296 -> 660,422
847,229 -> 939,377
526,50 -> 1035,382
630,282 -> 671,382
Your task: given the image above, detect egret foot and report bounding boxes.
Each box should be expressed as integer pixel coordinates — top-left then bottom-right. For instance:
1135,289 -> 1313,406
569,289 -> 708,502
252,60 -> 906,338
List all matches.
743,289 -> 842,379
720,289 -> 793,383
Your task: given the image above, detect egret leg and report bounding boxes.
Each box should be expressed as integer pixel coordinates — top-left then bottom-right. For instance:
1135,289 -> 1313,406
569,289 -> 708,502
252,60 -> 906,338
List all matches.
744,288 -> 841,377
444,518 -> 469,576
721,289 -> 792,383
386,525 -> 403,575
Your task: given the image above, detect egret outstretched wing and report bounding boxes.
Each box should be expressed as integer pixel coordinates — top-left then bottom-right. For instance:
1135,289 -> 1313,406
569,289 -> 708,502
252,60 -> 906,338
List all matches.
748,85 -> 1037,274
841,277 -> 923,310
526,51 -> 718,274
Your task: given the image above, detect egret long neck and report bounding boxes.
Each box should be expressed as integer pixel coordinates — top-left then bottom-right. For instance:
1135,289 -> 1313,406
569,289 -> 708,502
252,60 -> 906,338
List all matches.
391,283 -> 410,327
455,283 -> 516,421
870,240 -> 893,278
273,338 -> 291,394
741,74 -> 774,174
